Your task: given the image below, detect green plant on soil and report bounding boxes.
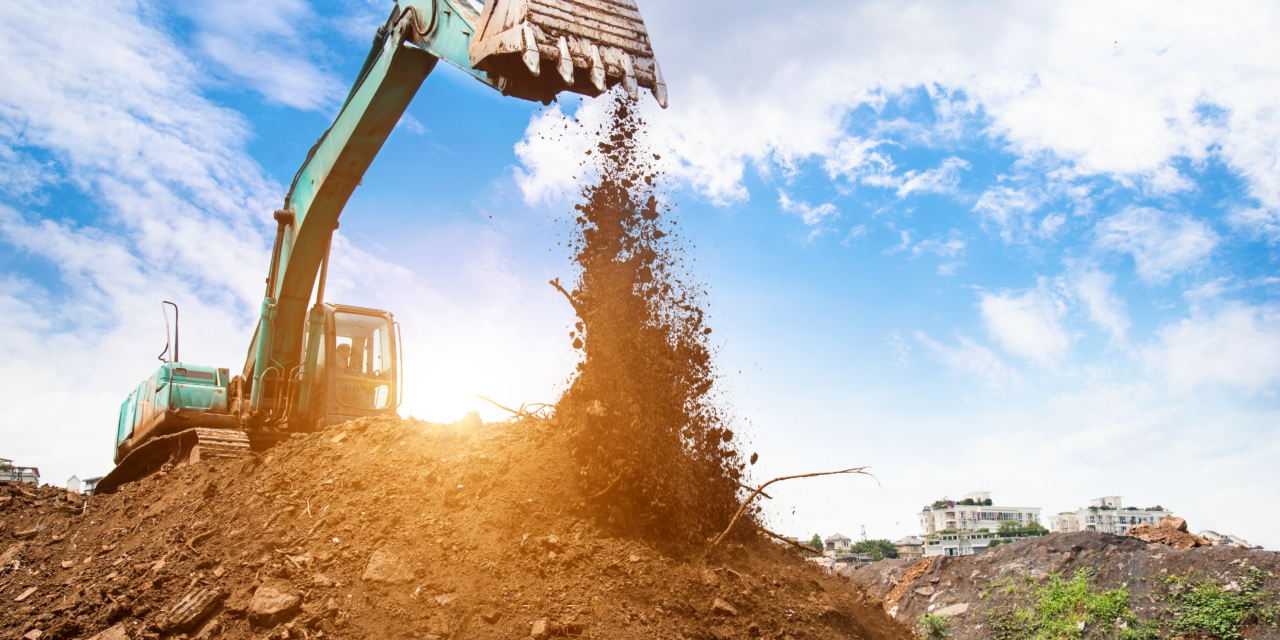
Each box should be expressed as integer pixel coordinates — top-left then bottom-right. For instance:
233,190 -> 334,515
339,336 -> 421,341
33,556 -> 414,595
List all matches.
918,613 -> 950,638
1162,565 -> 1277,640
987,568 -> 1158,640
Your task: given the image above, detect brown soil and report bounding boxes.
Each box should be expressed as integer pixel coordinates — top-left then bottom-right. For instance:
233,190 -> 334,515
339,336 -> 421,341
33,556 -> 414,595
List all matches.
0,415 -> 908,640
846,532 -> 1280,639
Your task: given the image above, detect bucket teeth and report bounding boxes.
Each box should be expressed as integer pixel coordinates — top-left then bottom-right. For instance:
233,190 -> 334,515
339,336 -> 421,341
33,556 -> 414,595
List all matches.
521,23 -> 540,77
589,44 -> 606,93
621,54 -> 638,101
557,36 -> 574,85
651,61 -> 668,109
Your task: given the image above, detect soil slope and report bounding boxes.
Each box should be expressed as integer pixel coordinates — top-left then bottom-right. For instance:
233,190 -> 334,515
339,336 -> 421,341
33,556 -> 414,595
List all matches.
1,415 -> 908,640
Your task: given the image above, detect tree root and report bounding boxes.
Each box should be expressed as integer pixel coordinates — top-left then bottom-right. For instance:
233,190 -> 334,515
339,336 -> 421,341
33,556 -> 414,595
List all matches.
711,467 -> 879,548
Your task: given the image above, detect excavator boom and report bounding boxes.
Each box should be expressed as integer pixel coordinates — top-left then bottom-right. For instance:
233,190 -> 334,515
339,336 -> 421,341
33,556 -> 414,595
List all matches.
101,0 -> 666,493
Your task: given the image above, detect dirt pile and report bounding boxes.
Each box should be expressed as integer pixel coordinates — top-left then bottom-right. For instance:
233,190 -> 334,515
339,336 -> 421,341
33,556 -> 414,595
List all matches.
846,532 -> 1279,639
552,95 -> 745,549
1125,515 -> 1213,551
1,415 -> 907,640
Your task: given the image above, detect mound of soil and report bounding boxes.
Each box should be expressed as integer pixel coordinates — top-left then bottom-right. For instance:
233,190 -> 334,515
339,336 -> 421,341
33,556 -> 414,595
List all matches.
846,532 -> 1280,639
1,415 -> 907,640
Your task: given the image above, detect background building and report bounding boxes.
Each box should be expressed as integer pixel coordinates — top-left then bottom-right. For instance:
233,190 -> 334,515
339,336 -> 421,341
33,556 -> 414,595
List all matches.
823,533 -> 852,556
918,491 -> 1041,536
894,536 -> 924,559
0,458 -> 39,484
1048,496 -> 1168,535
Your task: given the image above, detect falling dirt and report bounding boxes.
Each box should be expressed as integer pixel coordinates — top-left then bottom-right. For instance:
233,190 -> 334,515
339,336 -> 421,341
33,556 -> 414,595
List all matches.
552,95 -> 746,551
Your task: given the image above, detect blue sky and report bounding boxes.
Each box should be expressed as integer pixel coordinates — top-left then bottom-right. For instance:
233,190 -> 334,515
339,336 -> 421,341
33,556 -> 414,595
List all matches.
2,0 -> 1279,548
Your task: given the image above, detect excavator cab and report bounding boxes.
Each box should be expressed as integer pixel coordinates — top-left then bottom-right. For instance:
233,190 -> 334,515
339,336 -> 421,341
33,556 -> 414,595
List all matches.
304,303 -> 401,428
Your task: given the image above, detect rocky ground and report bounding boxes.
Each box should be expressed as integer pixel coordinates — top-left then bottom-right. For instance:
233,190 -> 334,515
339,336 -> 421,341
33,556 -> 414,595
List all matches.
845,531 -> 1280,639
0,415 -> 907,640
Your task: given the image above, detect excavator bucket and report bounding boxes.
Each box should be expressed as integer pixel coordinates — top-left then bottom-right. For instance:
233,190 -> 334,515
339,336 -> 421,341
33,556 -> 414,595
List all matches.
468,0 -> 667,107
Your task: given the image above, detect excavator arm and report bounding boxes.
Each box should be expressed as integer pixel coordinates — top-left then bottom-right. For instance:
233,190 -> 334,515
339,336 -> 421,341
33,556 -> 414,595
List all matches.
240,0 -> 666,425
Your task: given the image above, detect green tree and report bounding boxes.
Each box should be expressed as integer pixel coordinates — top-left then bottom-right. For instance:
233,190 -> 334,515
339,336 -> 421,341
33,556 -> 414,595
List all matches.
852,539 -> 900,560
809,534 -> 823,552
998,520 -> 1022,535
1023,521 -> 1048,536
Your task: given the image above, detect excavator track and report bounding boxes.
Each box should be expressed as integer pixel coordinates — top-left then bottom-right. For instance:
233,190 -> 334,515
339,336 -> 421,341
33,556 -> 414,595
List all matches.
96,428 -> 251,495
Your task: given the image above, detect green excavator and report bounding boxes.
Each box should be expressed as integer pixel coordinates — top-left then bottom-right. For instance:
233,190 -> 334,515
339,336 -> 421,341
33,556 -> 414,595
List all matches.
97,0 -> 667,494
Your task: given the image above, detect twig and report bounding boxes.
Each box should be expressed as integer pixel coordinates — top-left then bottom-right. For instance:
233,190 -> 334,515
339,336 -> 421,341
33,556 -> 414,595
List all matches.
185,530 -> 215,551
474,395 -> 536,420
548,278 -> 583,313
756,524 -> 822,555
733,480 -> 771,500
589,470 -> 626,501
711,467 -> 878,548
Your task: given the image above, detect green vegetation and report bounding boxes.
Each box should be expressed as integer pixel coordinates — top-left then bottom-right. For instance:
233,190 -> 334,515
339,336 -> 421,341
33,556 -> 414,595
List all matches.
808,533 -> 823,550
986,568 -> 1158,640
850,539 -> 900,560
997,520 -> 1049,537
1163,565 -> 1277,639
918,613 -> 950,638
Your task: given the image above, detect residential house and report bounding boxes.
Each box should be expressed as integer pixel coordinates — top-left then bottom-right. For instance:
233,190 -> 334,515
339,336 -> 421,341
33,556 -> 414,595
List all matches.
1048,497 -> 1167,535
893,536 -> 924,559
918,491 -> 1041,536
0,459 -> 39,484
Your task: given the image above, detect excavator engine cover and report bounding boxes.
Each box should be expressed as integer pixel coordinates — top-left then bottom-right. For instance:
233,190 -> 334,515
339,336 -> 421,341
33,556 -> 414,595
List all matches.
469,0 -> 667,107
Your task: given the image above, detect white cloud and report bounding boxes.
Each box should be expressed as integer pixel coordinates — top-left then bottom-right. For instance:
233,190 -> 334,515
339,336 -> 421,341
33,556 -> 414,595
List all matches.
896,156 -> 970,197
518,0 -> 1280,213
915,332 -> 1021,390
972,185 -> 1043,243
1073,269 -> 1130,345
1094,206 -> 1218,284
978,279 -> 1071,365
840,225 -> 868,246
396,113 -> 427,135
1142,303 -> 1280,394
885,331 -> 911,367
912,230 -> 966,258
1228,206 -> 1280,242
778,190 -> 839,226
178,0 -> 346,111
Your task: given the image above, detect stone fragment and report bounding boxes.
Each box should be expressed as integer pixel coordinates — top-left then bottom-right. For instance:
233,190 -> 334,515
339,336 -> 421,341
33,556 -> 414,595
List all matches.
87,623 -> 130,640
248,586 -> 301,626
1162,516 -> 1188,533
12,528 -> 37,540
701,570 -> 719,586
15,586 -> 37,602
435,593 -> 459,606
163,587 -> 225,632
362,548 -> 413,584
711,598 -> 738,616
628,554 -> 642,563
934,602 -> 969,617
0,542 -> 25,566
480,606 -> 501,623
531,618 -> 550,639
913,586 -> 935,596
22,630 -> 41,640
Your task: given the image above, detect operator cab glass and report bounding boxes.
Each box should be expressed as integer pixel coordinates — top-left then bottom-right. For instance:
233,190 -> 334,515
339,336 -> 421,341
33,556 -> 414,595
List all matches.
333,311 -> 393,410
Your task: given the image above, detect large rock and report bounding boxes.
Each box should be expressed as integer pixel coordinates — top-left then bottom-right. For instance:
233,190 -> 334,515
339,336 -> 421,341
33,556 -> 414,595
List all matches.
934,602 -> 969,617
1126,517 -> 1211,551
1161,516 -> 1188,533
161,587 -> 224,632
362,548 -> 414,584
248,586 -> 301,626
87,624 -> 129,640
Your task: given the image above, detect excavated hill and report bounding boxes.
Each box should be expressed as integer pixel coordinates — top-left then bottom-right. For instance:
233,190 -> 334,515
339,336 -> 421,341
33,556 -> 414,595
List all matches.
0,415 -> 908,640
845,531 -> 1279,639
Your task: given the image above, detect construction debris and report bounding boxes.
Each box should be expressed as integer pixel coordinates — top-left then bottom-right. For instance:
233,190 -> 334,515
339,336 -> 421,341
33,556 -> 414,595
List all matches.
1125,515 -> 1214,550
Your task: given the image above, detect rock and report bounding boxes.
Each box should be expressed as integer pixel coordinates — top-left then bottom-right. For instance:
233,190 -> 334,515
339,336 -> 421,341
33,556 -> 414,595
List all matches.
531,618 -> 550,639
22,630 -> 41,640
248,586 -> 301,626
629,554 -> 642,563
711,598 -> 738,616
434,592 -> 459,606
0,542 -> 25,566
709,628 -> 729,640
934,603 -> 969,617
701,570 -> 719,586
162,587 -> 225,632
913,586 -> 935,596
479,605 -> 501,623
87,624 -> 129,640
1161,516 -> 1188,533
14,586 -> 37,602
12,528 -> 37,540
361,548 -> 413,584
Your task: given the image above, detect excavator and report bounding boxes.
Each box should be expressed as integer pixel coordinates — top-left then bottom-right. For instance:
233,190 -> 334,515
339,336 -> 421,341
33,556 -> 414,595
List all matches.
96,0 -> 667,494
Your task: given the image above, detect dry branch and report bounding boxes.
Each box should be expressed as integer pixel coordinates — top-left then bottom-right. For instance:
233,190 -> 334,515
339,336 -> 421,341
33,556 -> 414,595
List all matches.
756,524 -> 822,555
711,467 -> 878,548
474,395 -> 536,420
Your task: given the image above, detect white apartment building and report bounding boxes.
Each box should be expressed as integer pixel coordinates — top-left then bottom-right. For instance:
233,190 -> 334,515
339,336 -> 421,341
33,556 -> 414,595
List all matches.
918,491 -> 1042,536
1047,496 -> 1169,535
924,531 -> 1002,557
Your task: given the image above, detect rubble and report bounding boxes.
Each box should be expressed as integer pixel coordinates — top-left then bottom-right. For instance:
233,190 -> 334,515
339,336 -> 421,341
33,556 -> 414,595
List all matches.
1126,514 -> 1214,550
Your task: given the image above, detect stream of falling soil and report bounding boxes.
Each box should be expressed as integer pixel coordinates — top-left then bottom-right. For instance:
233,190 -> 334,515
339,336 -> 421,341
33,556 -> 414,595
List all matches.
553,95 -> 750,550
